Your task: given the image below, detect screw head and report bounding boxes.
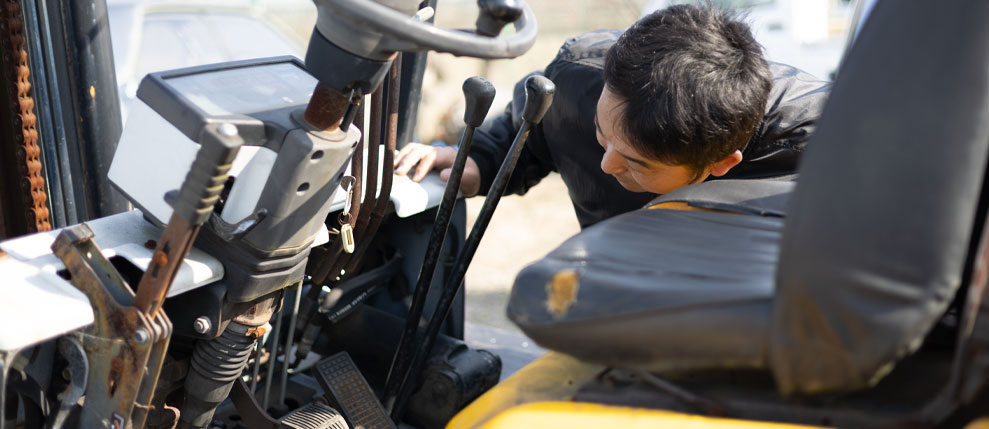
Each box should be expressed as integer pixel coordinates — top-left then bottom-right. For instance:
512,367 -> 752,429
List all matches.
193,316 -> 211,334
134,329 -> 150,344
218,123 -> 238,137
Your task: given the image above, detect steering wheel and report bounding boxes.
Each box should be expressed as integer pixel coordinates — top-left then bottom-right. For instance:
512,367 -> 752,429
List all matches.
321,0 -> 537,59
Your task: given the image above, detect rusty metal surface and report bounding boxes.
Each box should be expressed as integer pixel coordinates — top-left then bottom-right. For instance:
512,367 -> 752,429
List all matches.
133,215 -> 198,318
310,61 -> 397,287
52,337 -> 88,429
232,293 -> 281,327
0,0 -> 50,232
310,86 -> 384,287
52,223 -> 157,428
345,55 -> 400,275
132,314 -> 174,428
348,107 -> 365,230
303,83 -> 350,131
347,85 -> 384,272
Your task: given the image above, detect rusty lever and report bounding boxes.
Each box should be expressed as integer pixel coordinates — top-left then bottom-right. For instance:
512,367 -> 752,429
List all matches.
132,123 -> 243,319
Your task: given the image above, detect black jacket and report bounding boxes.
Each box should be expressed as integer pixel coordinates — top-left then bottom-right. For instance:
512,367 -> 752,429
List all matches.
468,30 -> 832,228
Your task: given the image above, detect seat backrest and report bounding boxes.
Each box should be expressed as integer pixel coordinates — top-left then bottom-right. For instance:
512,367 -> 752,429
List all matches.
771,0 -> 989,395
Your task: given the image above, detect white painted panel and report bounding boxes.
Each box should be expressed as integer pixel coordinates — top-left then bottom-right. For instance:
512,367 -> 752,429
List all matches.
108,99 -> 199,224
221,146 -> 277,223
0,211 -> 224,298
0,257 -> 94,351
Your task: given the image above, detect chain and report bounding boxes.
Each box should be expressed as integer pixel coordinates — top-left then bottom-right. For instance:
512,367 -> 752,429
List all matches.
1,0 -> 50,232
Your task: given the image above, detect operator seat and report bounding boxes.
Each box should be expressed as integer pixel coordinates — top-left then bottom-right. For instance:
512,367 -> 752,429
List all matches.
507,0 -> 989,396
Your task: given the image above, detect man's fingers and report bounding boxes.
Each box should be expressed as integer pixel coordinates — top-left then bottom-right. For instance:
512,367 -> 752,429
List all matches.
394,145 -> 435,177
393,147 -> 413,175
412,150 -> 437,182
393,142 -> 427,175
394,143 -> 420,167
431,146 -> 457,170
438,158 -> 481,198
392,144 -> 461,182
461,158 -> 482,197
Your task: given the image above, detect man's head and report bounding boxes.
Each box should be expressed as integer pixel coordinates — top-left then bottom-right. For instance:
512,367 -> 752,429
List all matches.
597,4 -> 771,194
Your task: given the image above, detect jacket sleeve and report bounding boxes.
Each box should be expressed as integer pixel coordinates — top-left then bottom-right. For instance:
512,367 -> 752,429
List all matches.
468,29 -> 622,197
468,71 -> 557,197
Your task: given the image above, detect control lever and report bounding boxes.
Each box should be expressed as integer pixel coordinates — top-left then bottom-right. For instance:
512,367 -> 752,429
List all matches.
130,123 -> 241,428
382,76 -> 496,412
388,75 -> 555,421
476,0 -> 523,36
134,123 -> 243,316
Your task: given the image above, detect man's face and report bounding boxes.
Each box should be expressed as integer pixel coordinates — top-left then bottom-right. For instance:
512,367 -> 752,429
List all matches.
595,86 -> 704,194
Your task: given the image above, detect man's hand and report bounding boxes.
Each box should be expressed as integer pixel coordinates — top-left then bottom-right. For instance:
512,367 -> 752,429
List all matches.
394,143 -> 482,197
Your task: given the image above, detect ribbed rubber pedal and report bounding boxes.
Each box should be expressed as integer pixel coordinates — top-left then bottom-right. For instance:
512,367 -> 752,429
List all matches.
314,352 -> 395,429
279,401 -> 348,429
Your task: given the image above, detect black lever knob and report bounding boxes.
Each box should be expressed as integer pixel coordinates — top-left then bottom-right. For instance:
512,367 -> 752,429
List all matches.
476,0 -> 523,37
521,75 -> 555,124
462,76 -> 497,128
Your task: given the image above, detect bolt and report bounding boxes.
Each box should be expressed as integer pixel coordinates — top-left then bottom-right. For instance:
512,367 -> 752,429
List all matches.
218,123 -> 238,137
134,328 -> 150,344
193,316 -> 211,334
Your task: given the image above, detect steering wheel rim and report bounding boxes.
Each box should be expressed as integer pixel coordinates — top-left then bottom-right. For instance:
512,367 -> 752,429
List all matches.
325,0 -> 538,59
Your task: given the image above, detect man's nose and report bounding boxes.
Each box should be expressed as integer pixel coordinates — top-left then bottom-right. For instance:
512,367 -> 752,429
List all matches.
600,148 -> 623,175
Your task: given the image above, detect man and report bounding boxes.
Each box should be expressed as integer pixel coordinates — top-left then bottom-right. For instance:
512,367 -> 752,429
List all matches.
395,5 -> 831,228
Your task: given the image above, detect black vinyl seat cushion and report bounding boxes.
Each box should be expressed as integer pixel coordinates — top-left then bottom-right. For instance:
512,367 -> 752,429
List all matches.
507,208 -> 783,372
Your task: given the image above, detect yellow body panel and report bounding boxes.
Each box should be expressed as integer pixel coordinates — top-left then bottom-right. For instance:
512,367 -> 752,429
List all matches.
448,352 -> 604,428
449,352 -> 824,429
481,402 -> 822,429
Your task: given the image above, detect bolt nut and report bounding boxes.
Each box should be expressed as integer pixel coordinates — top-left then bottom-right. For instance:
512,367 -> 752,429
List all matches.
193,316 -> 211,334
134,329 -> 150,344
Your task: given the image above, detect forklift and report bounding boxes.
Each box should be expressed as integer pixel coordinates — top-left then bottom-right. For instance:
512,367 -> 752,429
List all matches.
0,0 -> 550,427
1,0 -> 988,428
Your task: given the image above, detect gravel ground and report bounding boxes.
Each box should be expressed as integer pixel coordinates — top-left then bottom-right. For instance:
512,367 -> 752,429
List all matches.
463,173 -> 581,334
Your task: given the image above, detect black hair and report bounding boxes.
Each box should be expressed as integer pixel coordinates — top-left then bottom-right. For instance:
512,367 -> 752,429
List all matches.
603,4 -> 771,177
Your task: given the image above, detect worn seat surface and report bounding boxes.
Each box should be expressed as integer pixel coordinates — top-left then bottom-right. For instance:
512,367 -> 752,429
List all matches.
508,204 -> 783,372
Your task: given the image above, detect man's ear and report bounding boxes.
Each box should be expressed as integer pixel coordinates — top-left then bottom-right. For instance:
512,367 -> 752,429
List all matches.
709,150 -> 743,177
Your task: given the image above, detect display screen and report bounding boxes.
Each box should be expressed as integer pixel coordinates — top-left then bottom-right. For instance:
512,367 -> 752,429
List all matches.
164,62 -> 317,116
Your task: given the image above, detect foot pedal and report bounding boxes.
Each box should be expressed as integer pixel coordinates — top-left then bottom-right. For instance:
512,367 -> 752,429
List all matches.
279,401 -> 348,429
314,352 -> 395,429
